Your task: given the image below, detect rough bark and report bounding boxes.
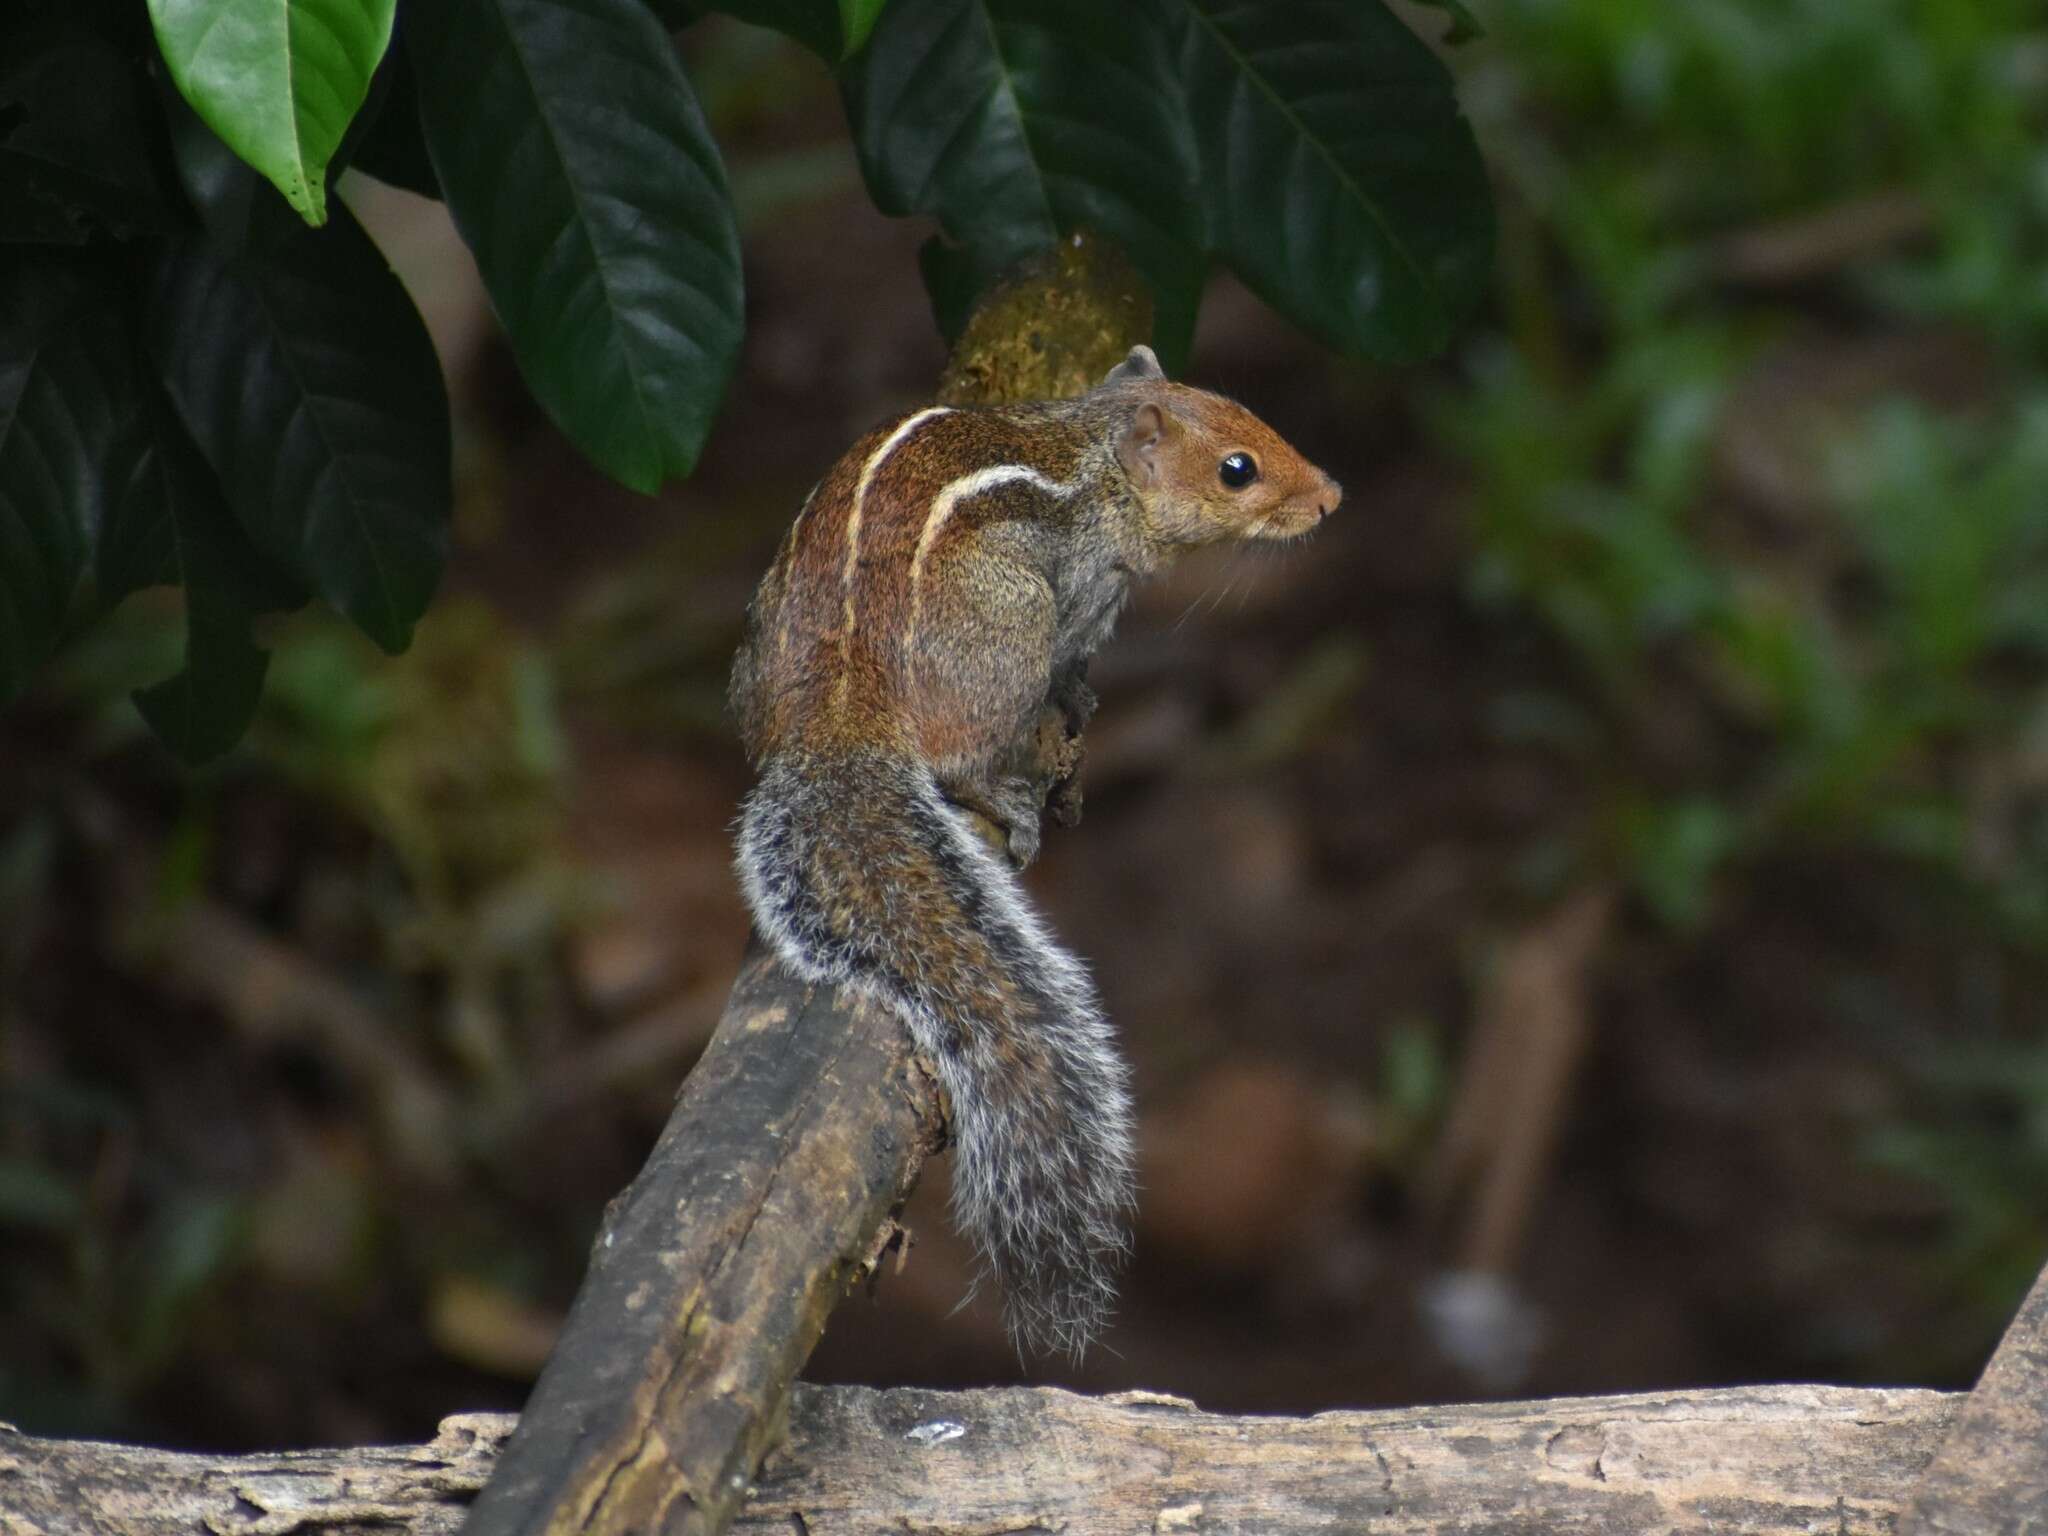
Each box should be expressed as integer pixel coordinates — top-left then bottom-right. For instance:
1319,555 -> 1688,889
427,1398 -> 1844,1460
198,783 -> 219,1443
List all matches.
0,1383 -> 1959,1536
1898,1258 -> 2048,1535
457,945 -> 944,1536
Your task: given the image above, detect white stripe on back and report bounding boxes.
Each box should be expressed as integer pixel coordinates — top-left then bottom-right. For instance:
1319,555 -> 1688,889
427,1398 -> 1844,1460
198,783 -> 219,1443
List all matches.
840,406 -> 953,636
905,464 -> 1070,650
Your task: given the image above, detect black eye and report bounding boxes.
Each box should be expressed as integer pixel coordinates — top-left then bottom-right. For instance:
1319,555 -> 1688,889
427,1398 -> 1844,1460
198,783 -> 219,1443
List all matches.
1219,452 -> 1258,489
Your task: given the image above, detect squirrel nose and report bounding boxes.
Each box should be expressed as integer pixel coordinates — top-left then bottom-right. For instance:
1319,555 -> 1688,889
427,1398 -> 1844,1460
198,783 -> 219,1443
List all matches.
1316,474 -> 1342,519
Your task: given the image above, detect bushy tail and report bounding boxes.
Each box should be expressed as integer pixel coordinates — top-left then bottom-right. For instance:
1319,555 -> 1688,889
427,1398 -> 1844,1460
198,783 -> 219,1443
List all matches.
735,748 -> 1136,1357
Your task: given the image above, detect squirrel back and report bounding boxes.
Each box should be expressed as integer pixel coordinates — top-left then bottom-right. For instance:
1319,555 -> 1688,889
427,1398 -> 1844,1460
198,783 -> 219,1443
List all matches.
731,347 -> 1339,1355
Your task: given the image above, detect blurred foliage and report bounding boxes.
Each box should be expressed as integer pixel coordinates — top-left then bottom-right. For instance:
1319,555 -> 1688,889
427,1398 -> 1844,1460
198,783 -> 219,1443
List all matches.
1442,0 -> 2048,1344
0,597 -> 604,1436
1,0 -> 1491,762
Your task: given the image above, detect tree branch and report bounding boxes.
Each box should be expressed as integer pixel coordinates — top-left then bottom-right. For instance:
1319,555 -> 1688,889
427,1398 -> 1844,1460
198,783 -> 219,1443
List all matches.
1,1382 -> 1957,1536
1899,1256 -> 2048,1534
458,945 -> 943,1536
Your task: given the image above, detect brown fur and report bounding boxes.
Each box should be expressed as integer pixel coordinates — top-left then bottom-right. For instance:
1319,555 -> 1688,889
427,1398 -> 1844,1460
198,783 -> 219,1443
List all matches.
733,369 -> 1340,794
730,348 -> 1338,1354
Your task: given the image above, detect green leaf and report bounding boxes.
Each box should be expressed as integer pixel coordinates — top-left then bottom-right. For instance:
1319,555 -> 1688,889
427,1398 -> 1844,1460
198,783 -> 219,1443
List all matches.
0,16 -> 176,245
0,256 -> 150,704
1175,0 -> 1493,362
410,0 -> 744,494
144,197 -> 449,654
917,235 -> 993,344
157,73 -> 262,252
1624,797 -> 1738,931
99,393 -> 306,762
842,0 -> 1205,363
341,29 -> 441,200
147,0 -> 397,225
838,0 -> 887,55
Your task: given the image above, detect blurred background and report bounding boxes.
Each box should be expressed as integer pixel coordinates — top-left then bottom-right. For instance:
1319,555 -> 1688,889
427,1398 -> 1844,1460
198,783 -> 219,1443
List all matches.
7,0 -> 2048,1450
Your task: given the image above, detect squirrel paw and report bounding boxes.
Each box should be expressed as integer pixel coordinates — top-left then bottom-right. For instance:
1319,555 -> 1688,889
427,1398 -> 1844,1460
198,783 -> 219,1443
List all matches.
1052,665 -> 1099,736
944,775 -> 1042,869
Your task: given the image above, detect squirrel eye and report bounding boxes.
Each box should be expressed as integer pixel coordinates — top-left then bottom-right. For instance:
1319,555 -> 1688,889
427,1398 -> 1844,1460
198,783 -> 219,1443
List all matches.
1219,452 -> 1258,489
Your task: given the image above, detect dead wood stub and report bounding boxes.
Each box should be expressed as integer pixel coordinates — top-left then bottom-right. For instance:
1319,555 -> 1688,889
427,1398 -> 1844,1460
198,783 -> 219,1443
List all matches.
458,945 -> 942,1536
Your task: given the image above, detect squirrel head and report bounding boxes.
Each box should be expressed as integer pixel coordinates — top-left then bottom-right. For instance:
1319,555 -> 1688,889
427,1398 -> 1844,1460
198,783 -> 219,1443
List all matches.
1099,346 -> 1342,553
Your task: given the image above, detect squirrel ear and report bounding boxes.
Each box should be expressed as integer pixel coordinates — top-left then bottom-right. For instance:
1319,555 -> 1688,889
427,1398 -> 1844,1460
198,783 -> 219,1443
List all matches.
1102,344 -> 1166,386
1117,401 -> 1171,488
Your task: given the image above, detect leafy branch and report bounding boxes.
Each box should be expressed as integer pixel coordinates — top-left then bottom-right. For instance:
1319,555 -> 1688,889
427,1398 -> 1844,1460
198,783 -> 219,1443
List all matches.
0,0 -> 1493,760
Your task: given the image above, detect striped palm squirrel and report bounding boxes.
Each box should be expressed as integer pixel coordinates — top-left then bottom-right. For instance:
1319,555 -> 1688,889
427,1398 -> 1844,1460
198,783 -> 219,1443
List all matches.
731,344 -> 1340,1357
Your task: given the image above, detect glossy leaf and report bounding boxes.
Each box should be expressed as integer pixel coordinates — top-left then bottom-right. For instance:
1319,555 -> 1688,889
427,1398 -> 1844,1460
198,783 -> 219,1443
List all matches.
147,0 -> 397,225
1175,0 -> 1493,362
842,0 -> 1205,364
158,75 -> 262,252
838,0 -> 887,55
99,392 -> 305,762
410,0 -> 743,494
0,257 -> 148,703
144,197 -> 449,654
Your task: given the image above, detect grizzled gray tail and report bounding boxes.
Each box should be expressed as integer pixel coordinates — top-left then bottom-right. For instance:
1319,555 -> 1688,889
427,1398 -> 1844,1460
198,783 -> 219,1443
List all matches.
734,748 -> 1137,1358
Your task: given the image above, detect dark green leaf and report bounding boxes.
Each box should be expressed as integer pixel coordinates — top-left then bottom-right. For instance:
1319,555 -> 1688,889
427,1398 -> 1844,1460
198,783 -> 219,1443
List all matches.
660,0 -> 881,61
917,236 -> 992,345
410,0 -> 744,494
0,256 -> 149,703
342,30 -> 440,200
157,76 -> 261,252
147,0 -> 397,225
842,0 -> 1205,364
144,197 -> 449,654
642,0 -> 696,28
0,18 -> 175,245
100,391 -> 305,762
1175,0 -> 1492,362
837,0 -> 886,55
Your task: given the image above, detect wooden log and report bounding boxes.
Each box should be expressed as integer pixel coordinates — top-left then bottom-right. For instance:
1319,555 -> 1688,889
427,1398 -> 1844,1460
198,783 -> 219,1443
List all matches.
0,1383 -> 1958,1536
457,945 -> 943,1536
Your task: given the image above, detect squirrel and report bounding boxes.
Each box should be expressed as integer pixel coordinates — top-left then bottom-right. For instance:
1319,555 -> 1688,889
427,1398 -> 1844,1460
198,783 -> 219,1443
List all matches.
730,344 -> 1341,1357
